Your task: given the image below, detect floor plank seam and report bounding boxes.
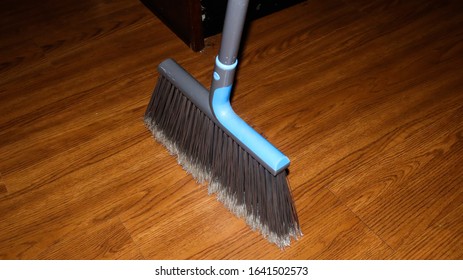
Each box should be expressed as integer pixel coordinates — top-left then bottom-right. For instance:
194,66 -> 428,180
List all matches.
326,188 -> 396,256
119,217 -> 147,260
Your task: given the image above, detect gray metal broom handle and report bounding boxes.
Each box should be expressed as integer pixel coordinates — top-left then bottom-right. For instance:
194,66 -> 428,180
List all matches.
210,0 -> 249,93
218,0 -> 249,64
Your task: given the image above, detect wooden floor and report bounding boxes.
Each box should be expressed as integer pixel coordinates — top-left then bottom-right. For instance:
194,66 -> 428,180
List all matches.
1,0 -> 462,259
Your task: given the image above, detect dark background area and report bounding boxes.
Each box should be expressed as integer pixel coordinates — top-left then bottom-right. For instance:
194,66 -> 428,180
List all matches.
141,0 -> 306,51
201,0 -> 306,37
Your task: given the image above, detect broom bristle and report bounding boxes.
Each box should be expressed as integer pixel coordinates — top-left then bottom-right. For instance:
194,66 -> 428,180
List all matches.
144,75 -> 302,248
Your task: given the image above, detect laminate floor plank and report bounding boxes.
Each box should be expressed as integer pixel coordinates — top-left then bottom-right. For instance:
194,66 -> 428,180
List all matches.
0,0 -> 461,259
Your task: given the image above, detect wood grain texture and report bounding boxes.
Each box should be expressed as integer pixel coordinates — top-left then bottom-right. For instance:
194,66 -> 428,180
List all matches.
0,0 -> 462,259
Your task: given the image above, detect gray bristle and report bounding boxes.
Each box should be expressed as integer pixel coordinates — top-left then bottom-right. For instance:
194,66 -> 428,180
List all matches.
144,75 -> 302,248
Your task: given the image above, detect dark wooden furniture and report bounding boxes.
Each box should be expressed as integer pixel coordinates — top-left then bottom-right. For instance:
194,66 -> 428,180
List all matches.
141,0 -> 306,51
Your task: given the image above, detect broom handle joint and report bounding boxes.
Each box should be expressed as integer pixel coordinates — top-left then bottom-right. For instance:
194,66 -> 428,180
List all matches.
211,0 -> 249,93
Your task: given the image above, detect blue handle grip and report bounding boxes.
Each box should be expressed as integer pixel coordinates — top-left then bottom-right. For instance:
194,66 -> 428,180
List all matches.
212,86 -> 290,173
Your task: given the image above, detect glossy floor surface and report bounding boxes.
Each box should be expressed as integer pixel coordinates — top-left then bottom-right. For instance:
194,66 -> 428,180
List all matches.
1,0 -> 462,259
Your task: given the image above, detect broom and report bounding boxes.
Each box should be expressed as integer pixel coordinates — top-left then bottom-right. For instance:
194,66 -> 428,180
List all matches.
144,0 -> 301,248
